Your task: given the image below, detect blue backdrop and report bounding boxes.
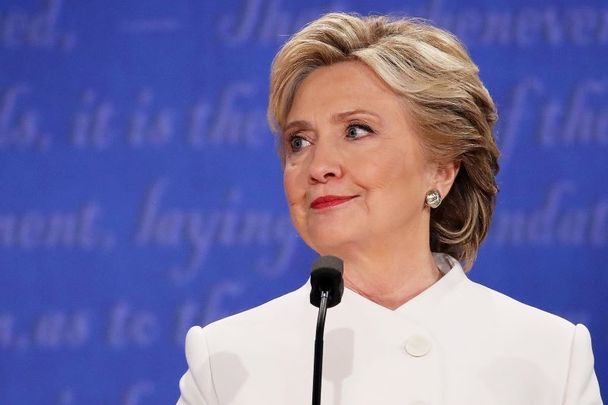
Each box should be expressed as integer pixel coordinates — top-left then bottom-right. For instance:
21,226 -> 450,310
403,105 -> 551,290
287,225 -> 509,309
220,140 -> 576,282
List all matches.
0,0 -> 606,403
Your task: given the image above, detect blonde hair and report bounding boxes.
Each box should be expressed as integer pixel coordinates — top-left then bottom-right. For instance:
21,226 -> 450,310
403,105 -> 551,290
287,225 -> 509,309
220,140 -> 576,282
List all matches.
268,12 -> 499,270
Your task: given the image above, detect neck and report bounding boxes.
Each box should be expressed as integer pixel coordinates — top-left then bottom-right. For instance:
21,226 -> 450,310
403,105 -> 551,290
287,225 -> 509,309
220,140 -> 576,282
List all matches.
334,236 -> 442,310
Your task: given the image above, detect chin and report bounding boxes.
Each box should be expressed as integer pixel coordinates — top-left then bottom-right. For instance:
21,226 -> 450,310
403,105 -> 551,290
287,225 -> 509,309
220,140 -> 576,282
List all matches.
306,228 -> 363,256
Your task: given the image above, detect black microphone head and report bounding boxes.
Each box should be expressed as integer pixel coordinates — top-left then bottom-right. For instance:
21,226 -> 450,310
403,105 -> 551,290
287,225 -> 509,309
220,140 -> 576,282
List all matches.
310,255 -> 344,308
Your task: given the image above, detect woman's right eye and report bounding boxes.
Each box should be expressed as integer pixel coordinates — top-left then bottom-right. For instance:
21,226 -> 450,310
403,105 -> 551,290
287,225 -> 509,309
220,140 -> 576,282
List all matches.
289,135 -> 311,152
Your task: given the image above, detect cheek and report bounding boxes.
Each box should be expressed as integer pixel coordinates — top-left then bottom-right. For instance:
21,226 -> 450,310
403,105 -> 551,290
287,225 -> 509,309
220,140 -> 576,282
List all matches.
282,166 -> 311,240
354,149 -> 409,188
356,150 -> 427,201
283,165 -> 304,207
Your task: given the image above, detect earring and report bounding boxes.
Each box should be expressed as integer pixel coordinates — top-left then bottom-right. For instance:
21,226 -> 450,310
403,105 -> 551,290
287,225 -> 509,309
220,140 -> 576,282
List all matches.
425,189 -> 442,208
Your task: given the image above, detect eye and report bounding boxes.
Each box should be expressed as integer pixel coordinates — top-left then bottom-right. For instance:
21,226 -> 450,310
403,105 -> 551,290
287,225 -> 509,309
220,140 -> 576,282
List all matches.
346,124 -> 373,139
288,135 -> 311,152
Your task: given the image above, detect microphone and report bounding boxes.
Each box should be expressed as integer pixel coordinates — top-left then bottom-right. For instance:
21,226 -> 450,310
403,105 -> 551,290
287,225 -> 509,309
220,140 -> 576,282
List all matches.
309,255 -> 344,405
310,255 -> 344,308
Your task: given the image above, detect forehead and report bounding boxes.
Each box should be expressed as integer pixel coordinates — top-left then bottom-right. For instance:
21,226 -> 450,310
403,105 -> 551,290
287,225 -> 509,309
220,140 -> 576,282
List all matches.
286,60 -> 405,122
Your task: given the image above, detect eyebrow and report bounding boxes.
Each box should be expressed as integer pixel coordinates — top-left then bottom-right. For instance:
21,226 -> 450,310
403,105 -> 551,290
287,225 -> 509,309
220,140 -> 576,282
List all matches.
331,109 -> 382,123
282,120 -> 312,135
283,109 -> 382,134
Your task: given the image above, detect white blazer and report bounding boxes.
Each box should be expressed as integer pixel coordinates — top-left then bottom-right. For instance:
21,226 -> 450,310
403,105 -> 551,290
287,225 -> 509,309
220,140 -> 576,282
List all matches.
177,254 -> 603,404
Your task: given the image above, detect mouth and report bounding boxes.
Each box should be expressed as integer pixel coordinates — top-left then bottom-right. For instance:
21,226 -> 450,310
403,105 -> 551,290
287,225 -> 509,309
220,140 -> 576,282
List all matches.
310,195 -> 358,210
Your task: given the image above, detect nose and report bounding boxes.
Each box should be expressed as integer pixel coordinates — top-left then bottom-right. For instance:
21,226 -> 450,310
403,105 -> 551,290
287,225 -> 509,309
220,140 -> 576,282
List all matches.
308,138 -> 343,184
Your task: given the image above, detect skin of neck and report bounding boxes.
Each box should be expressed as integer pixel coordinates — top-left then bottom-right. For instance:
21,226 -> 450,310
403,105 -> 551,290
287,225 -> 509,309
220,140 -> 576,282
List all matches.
318,218 -> 442,310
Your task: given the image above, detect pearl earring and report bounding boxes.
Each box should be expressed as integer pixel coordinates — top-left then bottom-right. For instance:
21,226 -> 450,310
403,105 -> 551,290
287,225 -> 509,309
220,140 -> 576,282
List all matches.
425,189 -> 442,208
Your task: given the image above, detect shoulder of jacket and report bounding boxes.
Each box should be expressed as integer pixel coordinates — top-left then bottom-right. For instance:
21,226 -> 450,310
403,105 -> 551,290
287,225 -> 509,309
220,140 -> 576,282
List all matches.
200,282 -> 311,336
461,277 -> 576,334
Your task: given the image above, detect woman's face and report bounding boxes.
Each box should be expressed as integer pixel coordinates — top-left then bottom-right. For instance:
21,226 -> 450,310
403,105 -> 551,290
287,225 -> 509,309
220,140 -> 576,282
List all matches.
282,61 -> 443,256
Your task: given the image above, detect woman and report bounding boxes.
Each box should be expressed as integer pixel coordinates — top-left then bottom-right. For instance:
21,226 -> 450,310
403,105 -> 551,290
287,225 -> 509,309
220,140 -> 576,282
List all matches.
177,13 -> 602,404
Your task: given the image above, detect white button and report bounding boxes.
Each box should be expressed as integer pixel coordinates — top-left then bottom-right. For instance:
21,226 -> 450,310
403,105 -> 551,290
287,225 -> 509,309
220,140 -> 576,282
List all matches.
404,335 -> 432,357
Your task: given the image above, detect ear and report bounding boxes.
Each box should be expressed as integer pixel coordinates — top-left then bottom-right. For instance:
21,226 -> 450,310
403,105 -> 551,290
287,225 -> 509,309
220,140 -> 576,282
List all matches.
432,161 -> 460,199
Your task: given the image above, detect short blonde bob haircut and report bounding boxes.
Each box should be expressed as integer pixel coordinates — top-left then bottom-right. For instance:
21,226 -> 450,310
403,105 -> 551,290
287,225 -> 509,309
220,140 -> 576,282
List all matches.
268,12 -> 500,270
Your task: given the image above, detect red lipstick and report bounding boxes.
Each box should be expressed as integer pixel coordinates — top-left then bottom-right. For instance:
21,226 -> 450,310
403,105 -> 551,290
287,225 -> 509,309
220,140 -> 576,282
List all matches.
310,195 -> 356,209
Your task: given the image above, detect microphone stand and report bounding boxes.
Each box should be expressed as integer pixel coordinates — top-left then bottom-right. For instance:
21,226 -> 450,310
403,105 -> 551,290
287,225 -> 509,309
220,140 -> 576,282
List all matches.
309,255 -> 344,405
312,290 -> 329,405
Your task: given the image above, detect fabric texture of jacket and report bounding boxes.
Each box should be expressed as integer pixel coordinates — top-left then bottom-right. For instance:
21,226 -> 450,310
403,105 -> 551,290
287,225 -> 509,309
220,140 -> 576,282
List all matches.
177,254 -> 603,405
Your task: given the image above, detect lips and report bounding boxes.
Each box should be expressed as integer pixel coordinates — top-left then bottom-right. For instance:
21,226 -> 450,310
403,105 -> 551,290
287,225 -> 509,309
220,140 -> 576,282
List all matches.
310,195 -> 357,209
